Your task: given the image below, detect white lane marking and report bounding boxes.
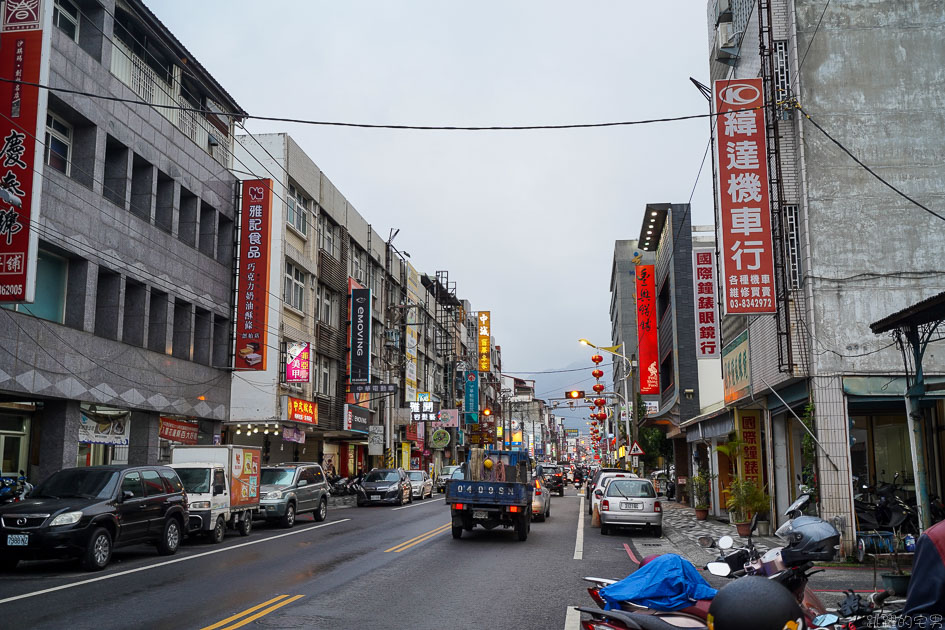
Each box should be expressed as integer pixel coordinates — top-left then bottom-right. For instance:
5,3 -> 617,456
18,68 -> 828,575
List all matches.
0,519 -> 349,606
574,494 -> 585,560
564,606 -> 581,630
392,499 -> 443,511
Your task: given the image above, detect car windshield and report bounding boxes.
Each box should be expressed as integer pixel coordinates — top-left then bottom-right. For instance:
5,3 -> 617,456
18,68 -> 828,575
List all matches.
175,468 -> 211,493
33,468 -> 120,499
607,480 -> 656,498
260,469 -> 295,486
442,466 -> 458,475
365,470 -> 399,482
407,472 -> 424,481
450,468 -> 465,479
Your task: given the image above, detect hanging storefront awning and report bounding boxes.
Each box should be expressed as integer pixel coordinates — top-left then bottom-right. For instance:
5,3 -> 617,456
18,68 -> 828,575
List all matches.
682,407 -> 732,443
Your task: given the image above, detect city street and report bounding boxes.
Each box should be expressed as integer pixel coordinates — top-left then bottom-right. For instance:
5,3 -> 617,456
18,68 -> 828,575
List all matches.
0,487 -> 890,630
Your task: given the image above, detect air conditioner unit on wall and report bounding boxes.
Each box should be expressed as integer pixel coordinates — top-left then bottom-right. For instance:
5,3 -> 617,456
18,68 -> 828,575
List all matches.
717,22 -> 739,50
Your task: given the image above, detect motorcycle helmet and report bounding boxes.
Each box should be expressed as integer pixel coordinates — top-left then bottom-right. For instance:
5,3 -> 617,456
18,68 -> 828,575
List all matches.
776,515 -> 841,564
707,576 -> 805,630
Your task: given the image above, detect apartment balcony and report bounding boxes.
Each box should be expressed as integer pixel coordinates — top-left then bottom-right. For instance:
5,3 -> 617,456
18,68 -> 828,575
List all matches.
110,40 -> 233,168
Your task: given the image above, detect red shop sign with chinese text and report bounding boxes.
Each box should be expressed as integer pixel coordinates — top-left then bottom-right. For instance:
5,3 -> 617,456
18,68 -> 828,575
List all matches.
0,3 -> 47,303
287,396 -> 317,424
714,78 -> 776,315
692,248 -> 720,358
234,180 -> 272,371
159,417 -> 198,445
737,410 -> 762,486
636,265 -> 659,395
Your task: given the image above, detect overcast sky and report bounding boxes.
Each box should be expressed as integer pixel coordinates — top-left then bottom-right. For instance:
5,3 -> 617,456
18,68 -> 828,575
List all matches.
147,1 -> 715,406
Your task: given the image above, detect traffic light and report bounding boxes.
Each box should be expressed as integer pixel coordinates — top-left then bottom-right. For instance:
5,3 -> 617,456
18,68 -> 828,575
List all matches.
565,390 -> 585,400
482,408 -> 492,417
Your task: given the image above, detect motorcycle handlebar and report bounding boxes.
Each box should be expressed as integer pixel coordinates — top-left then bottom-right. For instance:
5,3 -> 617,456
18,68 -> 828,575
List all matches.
871,588 -> 895,606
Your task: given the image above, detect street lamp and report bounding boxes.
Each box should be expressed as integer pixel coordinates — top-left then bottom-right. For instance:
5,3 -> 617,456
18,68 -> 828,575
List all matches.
579,338 -> 638,470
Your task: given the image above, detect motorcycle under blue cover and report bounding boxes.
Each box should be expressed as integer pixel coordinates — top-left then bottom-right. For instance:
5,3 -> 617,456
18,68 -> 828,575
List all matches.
599,554 -> 718,611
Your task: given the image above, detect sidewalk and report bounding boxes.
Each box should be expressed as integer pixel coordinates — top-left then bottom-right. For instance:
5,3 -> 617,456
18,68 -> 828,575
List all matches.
661,499 -> 782,557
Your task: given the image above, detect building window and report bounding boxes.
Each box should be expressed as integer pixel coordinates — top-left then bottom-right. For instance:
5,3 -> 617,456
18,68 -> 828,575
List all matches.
284,262 -> 305,311
3,250 -> 67,323
785,204 -> 801,289
45,112 -> 72,175
317,285 -> 335,325
352,248 -> 363,283
286,184 -> 309,236
318,213 -> 335,257
53,0 -> 80,42
319,356 -> 333,396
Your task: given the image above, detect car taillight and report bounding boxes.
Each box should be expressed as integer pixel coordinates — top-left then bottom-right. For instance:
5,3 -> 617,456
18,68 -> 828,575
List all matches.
601,499 -> 610,511
535,489 -> 542,495
654,501 -> 662,513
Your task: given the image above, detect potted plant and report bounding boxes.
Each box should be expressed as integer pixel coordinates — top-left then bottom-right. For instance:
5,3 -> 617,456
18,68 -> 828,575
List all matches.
880,532 -> 912,596
726,478 -> 769,537
689,472 -> 712,520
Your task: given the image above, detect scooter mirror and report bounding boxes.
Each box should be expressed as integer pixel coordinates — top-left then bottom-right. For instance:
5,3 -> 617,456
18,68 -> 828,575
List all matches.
812,614 -> 839,627
697,535 -> 714,548
718,535 -> 734,550
706,562 -> 732,577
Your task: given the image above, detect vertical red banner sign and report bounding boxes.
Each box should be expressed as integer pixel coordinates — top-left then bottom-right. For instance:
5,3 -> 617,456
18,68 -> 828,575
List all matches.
737,410 -> 762,487
714,78 -> 776,315
635,265 -> 659,395
0,2 -> 46,302
234,180 -> 272,370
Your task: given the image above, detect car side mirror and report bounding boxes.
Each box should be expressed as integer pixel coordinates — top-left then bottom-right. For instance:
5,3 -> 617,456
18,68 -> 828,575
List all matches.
213,484 -> 225,495
122,490 -> 135,501
594,489 -> 603,499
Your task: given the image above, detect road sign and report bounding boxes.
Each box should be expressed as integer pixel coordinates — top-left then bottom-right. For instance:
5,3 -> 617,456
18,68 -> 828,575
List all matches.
628,441 -> 645,456
631,455 -> 639,467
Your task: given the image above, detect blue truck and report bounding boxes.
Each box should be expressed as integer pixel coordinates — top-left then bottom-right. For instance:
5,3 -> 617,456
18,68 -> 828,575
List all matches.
444,449 -> 533,541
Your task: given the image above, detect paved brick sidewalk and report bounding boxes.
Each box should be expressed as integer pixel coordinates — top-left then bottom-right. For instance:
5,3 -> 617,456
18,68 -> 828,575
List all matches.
661,499 -> 782,557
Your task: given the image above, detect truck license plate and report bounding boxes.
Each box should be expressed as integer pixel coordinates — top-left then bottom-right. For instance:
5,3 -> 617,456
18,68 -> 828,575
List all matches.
7,534 -> 28,546
473,510 -> 488,519
371,495 -> 381,501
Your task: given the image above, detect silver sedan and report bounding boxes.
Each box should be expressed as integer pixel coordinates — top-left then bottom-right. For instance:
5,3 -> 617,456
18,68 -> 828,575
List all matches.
407,470 -> 433,499
599,478 -> 663,537
530,477 -> 552,522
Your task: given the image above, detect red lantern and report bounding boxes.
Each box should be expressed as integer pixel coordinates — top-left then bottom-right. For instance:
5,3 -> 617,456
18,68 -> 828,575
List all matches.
592,369 -> 604,379
591,354 -> 604,364
593,383 -> 605,393
595,398 -> 606,407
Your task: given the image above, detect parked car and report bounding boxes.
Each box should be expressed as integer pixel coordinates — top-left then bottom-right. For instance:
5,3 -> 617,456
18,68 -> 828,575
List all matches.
258,463 -> 330,527
407,470 -> 433,500
435,466 -> 460,493
531,477 -> 552,522
598,477 -> 663,537
0,464 -> 188,571
586,467 -> 627,505
359,468 -> 412,506
589,471 -> 637,516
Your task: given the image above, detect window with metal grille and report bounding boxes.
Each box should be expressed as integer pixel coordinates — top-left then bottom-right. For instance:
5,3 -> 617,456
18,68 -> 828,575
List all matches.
785,204 -> 801,289
774,40 -> 791,103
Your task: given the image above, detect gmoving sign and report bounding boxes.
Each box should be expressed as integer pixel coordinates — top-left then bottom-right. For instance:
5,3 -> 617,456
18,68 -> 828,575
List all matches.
344,404 -> 370,433
478,311 -> 491,372
0,0 -> 51,303
714,78 -> 776,315
235,180 -> 273,370
635,265 -> 659,395
348,282 -> 371,384
692,248 -> 720,358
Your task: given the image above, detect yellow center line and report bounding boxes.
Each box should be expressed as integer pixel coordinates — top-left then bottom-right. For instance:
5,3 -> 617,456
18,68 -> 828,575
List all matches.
199,595 -> 291,630
214,595 -> 305,630
384,523 -> 451,553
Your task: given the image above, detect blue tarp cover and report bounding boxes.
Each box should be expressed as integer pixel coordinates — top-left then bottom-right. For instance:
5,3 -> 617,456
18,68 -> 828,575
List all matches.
599,554 -> 718,611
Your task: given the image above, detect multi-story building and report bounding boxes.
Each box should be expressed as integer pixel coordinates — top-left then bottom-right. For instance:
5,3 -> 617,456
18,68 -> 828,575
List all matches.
228,133 -> 390,474
703,0 -> 945,541
0,0 -> 244,481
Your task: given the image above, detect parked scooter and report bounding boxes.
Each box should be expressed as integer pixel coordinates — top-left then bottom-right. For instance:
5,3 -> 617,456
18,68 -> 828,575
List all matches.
0,471 -> 31,504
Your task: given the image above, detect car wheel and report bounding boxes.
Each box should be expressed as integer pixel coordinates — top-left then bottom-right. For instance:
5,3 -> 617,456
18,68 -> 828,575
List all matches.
546,504 -> 551,519
601,524 -> 609,536
516,515 -> 528,541
314,498 -> 327,522
451,525 -> 463,539
281,503 -> 296,528
207,516 -> 226,544
158,518 -> 182,555
653,525 -> 663,538
408,490 -> 414,503
237,513 -> 253,536
0,556 -> 19,571
82,527 -> 112,571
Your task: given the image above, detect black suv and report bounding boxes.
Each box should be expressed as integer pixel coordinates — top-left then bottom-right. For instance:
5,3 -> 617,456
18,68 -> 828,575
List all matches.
0,465 -> 189,571
538,464 -> 565,496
